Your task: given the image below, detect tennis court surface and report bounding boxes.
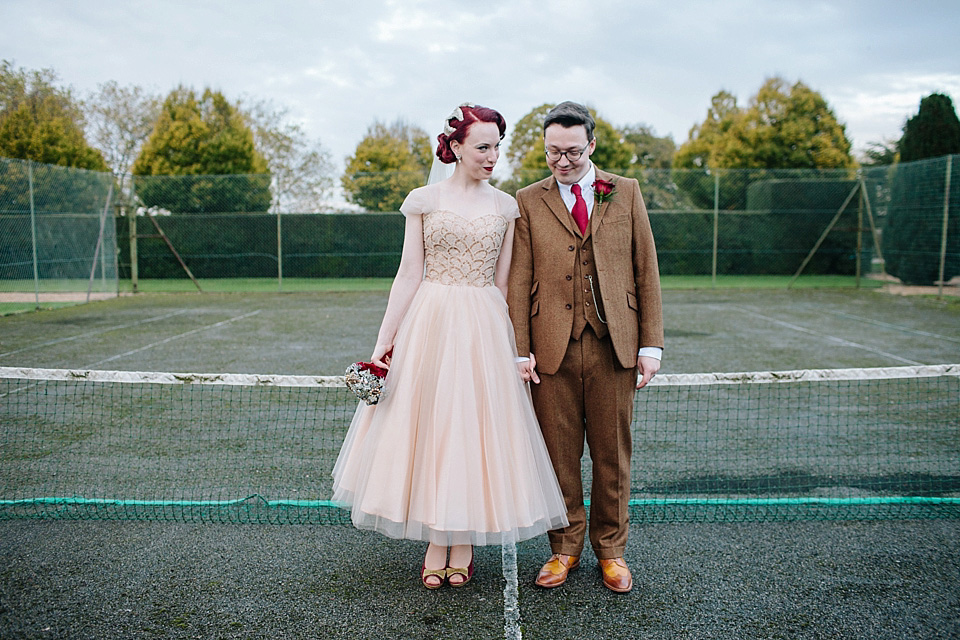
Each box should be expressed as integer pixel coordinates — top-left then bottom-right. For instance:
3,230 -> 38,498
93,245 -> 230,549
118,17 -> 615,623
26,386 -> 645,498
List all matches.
1,288 -> 958,638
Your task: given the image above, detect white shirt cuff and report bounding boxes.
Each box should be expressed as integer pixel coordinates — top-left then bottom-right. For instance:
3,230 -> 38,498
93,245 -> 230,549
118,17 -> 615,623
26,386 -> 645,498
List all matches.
638,347 -> 663,361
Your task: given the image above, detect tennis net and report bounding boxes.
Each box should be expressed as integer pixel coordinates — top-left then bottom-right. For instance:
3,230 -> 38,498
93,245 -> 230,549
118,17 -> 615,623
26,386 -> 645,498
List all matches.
1,364 -> 957,524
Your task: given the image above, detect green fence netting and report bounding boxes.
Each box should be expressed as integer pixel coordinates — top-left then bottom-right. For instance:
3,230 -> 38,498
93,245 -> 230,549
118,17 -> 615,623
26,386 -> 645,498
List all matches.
2,156 -> 957,288
0,157 -> 119,297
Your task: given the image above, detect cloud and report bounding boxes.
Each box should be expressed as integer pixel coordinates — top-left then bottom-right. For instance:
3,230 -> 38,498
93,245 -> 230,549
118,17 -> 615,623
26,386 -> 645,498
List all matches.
2,0 -> 959,169
831,73 -> 960,149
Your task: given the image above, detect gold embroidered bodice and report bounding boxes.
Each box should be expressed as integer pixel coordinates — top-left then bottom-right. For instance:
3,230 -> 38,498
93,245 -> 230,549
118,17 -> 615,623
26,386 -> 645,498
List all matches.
422,211 -> 508,287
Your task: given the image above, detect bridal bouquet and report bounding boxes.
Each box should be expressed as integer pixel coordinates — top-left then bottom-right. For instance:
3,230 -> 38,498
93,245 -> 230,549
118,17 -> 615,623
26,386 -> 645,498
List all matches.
344,360 -> 388,405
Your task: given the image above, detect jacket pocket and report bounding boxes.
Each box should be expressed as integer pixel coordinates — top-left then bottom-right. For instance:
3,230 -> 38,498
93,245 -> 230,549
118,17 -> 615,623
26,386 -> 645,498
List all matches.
603,213 -> 630,225
626,291 -> 638,310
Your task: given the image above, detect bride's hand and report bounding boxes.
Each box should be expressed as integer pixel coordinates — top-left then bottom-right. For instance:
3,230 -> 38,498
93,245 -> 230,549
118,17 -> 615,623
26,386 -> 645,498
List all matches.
371,343 -> 393,369
517,353 -> 540,384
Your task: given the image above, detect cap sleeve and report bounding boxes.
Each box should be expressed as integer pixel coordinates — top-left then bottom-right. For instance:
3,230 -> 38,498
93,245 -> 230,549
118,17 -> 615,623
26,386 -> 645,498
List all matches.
497,189 -> 520,221
399,185 -> 431,217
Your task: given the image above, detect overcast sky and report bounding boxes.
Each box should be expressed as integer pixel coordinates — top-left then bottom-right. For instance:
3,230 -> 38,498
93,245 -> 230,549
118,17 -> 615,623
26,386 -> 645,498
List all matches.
3,0 -> 960,178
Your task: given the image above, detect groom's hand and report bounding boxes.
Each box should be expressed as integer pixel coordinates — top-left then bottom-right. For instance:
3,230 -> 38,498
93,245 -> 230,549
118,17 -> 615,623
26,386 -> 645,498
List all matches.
517,353 -> 540,384
636,355 -> 660,389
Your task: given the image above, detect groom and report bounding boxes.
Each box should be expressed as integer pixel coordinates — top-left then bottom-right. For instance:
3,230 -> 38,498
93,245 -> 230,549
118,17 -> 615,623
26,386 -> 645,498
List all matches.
508,101 -> 663,593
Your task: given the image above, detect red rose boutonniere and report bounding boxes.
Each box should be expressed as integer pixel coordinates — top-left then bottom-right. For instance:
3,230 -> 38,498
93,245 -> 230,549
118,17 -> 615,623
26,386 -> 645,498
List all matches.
592,179 -> 617,204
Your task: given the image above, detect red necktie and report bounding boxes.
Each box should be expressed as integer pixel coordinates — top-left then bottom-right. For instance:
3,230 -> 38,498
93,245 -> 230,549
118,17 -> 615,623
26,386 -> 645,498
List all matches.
571,183 -> 588,234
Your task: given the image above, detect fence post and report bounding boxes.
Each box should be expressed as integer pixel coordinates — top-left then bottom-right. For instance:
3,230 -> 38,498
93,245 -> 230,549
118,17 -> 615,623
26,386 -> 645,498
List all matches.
856,173 -> 863,288
277,212 -> 283,292
28,160 -> 39,307
712,171 -> 719,287
937,155 -> 953,299
129,177 -> 139,293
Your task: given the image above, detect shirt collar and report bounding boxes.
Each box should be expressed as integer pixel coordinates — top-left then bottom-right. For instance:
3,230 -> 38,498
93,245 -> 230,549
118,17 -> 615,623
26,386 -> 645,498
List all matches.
557,162 -> 596,195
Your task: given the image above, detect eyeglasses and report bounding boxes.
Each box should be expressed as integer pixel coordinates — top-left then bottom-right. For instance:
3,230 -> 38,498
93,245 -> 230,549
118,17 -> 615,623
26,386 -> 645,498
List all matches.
544,144 -> 589,162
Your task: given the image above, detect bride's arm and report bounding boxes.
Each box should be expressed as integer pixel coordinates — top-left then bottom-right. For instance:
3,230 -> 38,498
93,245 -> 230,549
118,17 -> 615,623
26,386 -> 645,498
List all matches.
494,220 -> 515,300
371,214 -> 425,368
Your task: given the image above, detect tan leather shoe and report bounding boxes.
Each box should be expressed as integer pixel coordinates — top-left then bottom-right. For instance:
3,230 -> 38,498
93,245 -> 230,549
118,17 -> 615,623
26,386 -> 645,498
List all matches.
598,557 -> 633,593
534,553 -> 580,588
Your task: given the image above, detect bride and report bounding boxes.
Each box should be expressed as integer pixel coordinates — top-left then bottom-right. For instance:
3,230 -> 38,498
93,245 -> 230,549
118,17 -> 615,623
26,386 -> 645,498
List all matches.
332,103 -> 567,589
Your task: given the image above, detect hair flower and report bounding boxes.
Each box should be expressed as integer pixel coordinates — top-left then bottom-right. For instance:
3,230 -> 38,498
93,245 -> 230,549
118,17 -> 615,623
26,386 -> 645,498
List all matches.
443,102 -> 477,135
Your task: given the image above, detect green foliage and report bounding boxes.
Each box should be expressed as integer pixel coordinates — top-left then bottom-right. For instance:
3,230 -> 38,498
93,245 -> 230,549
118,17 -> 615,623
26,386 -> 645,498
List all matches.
505,103 -> 553,171
515,105 -> 633,173
133,173 -> 272,214
676,78 -> 854,171
0,62 -> 114,218
745,179 -> 867,275
884,95 -> 960,285
0,157 -> 117,287
591,117 -> 634,173
898,93 -> 960,163
341,120 -> 430,211
498,104 -> 633,196
133,87 -> 270,213
116,213 -> 404,279
673,91 -> 739,171
0,61 -> 108,171
0,156 -> 113,215
860,139 -> 898,167
674,78 -> 855,210
883,155 -> 960,285
621,123 -> 675,169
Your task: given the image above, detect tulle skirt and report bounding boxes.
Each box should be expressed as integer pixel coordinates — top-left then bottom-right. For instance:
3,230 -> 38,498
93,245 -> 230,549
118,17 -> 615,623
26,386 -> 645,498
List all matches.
332,281 -> 568,546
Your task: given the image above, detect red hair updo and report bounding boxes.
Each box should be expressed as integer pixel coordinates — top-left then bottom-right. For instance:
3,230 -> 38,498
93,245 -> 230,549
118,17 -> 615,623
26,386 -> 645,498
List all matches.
435,103 -> 507,164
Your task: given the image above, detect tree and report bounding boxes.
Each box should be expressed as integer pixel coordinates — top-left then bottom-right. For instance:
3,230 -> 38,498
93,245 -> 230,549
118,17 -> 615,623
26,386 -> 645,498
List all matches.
341,119 -> 431,212
133,86 -> 270,213
884,93 -> 960,285
676,78 -> 854,171
898,93 -> 960,162
242,98 -> 335,212
84,81 -> 161,196
674,78 -> 854,210
860,139 -> 898,166
499,103 -> 633,195
0,60 -> 107,170
621,123 -> 675,169
516,106 -> 632,173
673,90 -> 740,170
506,103 -> 553,171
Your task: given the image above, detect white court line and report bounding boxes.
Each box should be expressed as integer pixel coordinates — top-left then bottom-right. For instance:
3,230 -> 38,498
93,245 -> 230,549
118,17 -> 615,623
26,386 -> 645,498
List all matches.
724,305 -> 923,366
0,309 -> 190,359
823,310 -> 960,344
84,310 -> 263,367
502,542 -> 521,640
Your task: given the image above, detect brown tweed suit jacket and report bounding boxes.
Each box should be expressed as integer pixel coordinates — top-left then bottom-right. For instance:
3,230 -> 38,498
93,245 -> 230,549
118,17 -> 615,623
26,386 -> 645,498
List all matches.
508,168 -> 664,375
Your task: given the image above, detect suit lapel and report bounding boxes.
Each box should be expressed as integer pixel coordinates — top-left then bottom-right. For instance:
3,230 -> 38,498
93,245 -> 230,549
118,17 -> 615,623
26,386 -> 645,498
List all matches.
589,168 -> 614,234
541,177 -> 577,237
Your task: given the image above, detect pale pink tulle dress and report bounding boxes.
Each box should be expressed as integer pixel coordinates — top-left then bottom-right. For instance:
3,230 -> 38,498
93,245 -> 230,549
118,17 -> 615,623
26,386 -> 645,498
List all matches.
332,183 -> 568,546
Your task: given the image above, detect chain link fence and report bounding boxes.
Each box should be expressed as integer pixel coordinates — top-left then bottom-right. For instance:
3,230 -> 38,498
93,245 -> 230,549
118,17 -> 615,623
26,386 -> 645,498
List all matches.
0,157 -> 118,302
2,156 -> 957,294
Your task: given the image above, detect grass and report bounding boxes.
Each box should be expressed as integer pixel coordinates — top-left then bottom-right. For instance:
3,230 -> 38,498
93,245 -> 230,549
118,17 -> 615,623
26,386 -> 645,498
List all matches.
0,301 -> 77,315
0,275 -> 902,316
125,275 -> 884,293
122,277 -> 395,293
659,275 -> 884,290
